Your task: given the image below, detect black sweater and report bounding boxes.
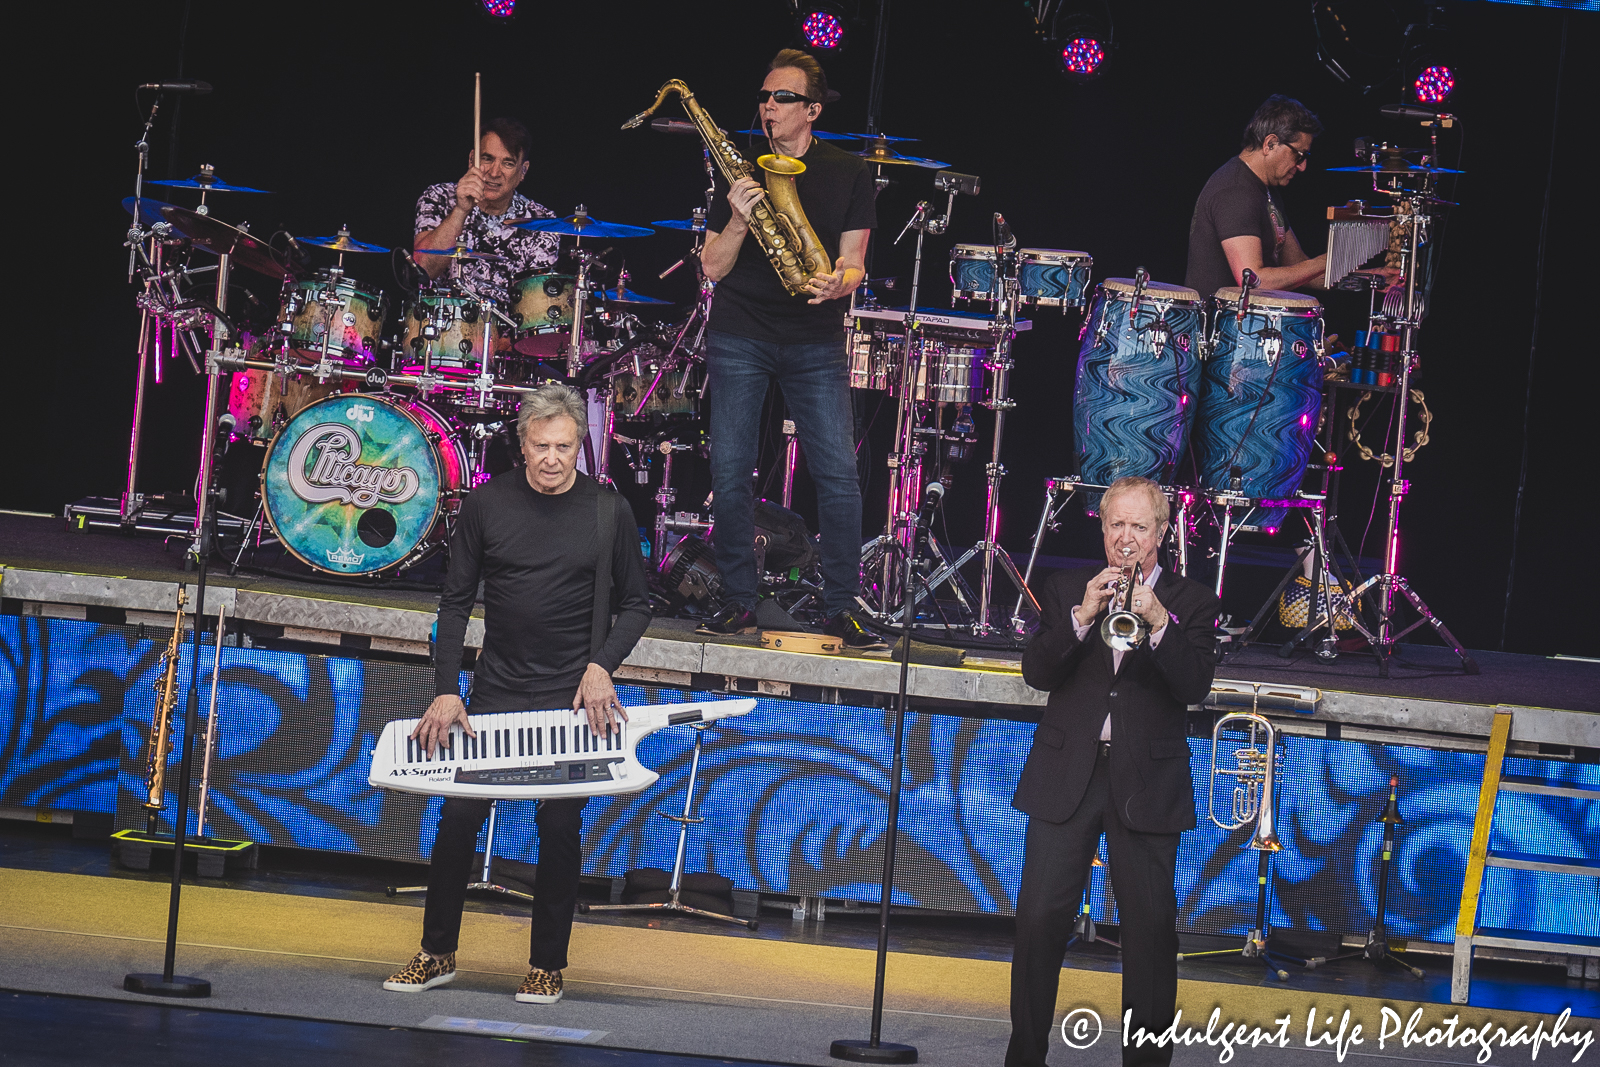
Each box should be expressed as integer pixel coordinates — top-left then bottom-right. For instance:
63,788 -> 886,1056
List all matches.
433,470 -> 651,708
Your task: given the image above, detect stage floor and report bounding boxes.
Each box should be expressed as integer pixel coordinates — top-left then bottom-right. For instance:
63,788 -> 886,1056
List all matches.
2,822 -> 1595,1067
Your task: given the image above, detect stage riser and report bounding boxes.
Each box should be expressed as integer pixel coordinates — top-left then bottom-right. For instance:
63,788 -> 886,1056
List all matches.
4,616 -> 1595,944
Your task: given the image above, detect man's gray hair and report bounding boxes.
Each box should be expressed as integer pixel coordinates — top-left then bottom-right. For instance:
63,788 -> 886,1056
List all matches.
1101,476 -> 1170,526
516,382 -> 588,440
1241,94 -> 1323,152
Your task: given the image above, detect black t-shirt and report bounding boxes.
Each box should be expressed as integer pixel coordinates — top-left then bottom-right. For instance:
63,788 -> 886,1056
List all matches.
433,471 -> 651,711
1184,156 -> 1290,298
707,138 -> 877,344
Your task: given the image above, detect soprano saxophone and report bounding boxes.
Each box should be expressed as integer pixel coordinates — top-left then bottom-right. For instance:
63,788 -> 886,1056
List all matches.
622,80 -> 830,296
142,587 -> 187,831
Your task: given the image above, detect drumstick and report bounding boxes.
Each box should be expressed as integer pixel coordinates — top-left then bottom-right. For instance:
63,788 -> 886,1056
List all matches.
471,72 -> 482,209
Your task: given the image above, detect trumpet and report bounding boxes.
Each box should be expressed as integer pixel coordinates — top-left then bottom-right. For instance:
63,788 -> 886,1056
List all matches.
1208,709 -> 1282,852
1099,563 -> 1150,652
142,587 -> 187,831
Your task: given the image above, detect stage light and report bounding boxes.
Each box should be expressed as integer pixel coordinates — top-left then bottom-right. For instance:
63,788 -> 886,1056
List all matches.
481,0 -> 515,16
1413,65 -> 1455,105
800,9 -> 845,49
1060,37 -> 1106,77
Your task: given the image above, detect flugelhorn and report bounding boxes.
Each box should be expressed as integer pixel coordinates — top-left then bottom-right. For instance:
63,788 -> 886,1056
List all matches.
1099,563 -> 1150,652
142,586 -> 188,831
621,80 -> 830,296
1208,709 -> 1282,852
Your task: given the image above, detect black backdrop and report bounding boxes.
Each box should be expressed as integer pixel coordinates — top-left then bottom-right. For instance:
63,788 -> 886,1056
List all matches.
12,0 -> 1595,656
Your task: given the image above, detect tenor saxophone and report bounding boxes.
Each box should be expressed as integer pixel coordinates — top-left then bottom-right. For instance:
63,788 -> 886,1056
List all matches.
142,587 -> 187,828
623,80 -> 830,296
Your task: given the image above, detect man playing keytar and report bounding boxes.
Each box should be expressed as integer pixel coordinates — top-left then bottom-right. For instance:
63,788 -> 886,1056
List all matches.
1008,477 -> 1220,1066
695,49 -> 882,649
382,383 -> 650,1005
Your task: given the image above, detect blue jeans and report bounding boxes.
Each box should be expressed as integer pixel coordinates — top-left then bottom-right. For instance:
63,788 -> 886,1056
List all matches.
707,330 -> 861,616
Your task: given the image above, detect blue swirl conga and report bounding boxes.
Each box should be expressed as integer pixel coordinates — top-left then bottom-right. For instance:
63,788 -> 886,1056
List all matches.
1072,278 -> 1205,511
1195,287 -> 1325,532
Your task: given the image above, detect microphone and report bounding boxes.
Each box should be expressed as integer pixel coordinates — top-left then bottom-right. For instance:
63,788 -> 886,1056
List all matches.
1237,268 -> 1258,325
916,480 -> 945,532
1381,104 -> 1455,122
993,212 -> 1016,250
140,81 -> 213,94
1131,265 -> 1149,317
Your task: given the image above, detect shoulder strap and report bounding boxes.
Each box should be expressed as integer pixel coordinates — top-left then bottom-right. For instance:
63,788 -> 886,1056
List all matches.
590,485 -> 617,660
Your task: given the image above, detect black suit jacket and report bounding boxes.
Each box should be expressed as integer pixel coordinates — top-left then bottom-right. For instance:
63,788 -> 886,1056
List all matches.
1013,565 -> 1220,834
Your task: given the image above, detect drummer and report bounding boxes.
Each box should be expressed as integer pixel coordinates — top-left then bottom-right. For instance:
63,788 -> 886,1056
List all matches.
1184,95 -> 1328,297
414,117 -> 559,303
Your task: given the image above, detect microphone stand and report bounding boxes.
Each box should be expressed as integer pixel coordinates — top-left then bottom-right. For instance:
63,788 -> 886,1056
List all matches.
829,480 -> 923,1066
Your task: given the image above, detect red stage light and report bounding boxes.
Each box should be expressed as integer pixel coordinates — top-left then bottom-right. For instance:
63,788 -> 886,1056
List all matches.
801,10 -> 845,49
1414,65 -> 1454,105
482,0 -> 515,17
1061,37 -> 1106,76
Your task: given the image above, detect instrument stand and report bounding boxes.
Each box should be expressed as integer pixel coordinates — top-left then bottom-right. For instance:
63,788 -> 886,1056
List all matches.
1306,776 -> 1425,979
830,475 -> 922,1065
1342,192 -> 1476,678
1223,495 -> 1357,663
388,800 -> 534,904
1065,862 -> 1119,952
1177,847 -> 1306,981
579,724 -> 757,930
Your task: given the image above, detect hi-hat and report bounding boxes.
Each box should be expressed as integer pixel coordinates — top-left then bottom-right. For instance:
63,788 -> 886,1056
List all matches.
514,212 -> 653,239
298,228 -> 389,253
161,205 -> 287,277
600,287 -> 672,306
845,132 -> 918,143
857,136 -> 949,169
149,172 -> 271,193
414,245 -> 506,262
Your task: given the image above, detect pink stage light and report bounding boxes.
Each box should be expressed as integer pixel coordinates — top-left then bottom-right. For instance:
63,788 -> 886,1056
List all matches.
1060,37 -> 1106,76
482,0 -> 515,17
1414,65 -> 1454,105
801,10 -> 844,49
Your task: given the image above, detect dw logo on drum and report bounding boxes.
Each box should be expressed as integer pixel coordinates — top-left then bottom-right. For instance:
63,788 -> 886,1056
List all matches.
346,404 -> 376,423
363,368 -> 388,388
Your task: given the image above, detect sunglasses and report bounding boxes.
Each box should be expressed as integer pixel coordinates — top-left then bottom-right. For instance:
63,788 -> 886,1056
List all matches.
756,89 -> 816,105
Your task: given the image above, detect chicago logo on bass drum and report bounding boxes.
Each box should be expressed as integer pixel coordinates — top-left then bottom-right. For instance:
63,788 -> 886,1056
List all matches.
286,423 -> 421,508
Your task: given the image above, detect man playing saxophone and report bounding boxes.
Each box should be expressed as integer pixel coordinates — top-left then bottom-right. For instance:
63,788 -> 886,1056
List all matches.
1008,477 -> 1220,1066
695,49 -> 881,649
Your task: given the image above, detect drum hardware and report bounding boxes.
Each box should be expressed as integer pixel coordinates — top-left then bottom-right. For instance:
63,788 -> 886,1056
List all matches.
780,419 -> 799,509
161,205 -> 288,279
1177,694 -> 1307,979
1099,562 -> 1150,652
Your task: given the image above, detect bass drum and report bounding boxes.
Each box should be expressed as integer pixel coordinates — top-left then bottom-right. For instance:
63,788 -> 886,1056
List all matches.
261,394 -> 468,575
1194,287 -> 1325,532
1071,278 -> 1205,510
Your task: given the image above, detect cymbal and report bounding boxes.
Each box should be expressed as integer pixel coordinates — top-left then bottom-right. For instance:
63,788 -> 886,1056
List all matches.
600,287 -> 672,306
413,245 -> 506,262
651,218 -> 705,232
857,136 -> 949,169
844,132 -> 917,143
123,196 -> 177,228
514,213 -> 653,239
160,205 -> 287,278
149,173 -> 271,193
299,230 -> 390,253
1327,163 -> 1464,175
736,128 -> 854,142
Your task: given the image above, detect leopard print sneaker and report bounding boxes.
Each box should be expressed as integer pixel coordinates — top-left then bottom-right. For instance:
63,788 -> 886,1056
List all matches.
515,966 -> 563,1004
382,950 -> 457,992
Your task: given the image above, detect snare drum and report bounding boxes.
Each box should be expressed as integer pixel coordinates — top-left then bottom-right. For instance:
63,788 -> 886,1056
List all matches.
401,288 -> 503,376
261,393 -> 467,575
1194,288 -> 1325,529
277,273 -> 386,362
506,271 -> 575,358
1072,278 -> 1205,507
1017,248 -> 1092,308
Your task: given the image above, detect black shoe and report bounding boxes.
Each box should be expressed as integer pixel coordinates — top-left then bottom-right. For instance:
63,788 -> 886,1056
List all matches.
696,604 -> 758,636
824,608 -> 888,650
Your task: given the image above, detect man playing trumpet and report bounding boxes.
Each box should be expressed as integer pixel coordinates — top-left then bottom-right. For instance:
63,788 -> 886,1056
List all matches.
1007,476 -> 1220,1067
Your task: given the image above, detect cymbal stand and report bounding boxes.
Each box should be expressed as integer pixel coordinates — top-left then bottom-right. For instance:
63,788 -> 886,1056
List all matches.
188,252 -> 232,563
1342,192 -> 1476,676
579,724 -> 756,930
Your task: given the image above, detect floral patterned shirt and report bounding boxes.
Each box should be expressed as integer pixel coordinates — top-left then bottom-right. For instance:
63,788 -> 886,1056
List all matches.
413,184 -> 561,303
